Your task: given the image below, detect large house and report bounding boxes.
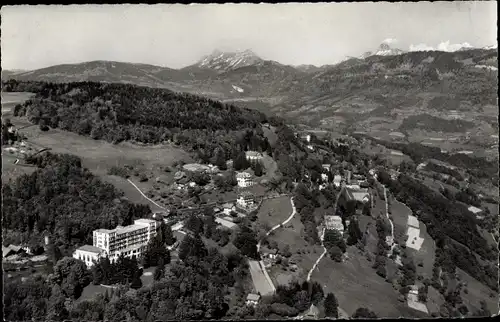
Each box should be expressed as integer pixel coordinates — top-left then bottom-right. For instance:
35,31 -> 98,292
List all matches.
245,151 -> 263,161
237,191 -> 256,209
236,171 -> 254,188
246,293 -> 261,306
324,215 -> 344,234
345,188 -> 370,204
73,218 -> 158,267
73,245 -> 105,268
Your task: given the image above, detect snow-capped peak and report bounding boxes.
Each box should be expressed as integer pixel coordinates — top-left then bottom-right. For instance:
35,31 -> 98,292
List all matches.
373,42 -> 405,56
197,49 -> 263,72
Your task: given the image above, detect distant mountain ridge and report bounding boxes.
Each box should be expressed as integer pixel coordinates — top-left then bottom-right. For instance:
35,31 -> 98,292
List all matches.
2,46 -> 497,137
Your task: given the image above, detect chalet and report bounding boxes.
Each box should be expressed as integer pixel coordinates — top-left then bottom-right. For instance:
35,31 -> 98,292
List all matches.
468,205 -> 482,215
307,145 -> 314,151
346,189 -> 370,204
262,247 -> 278,260
306,304 -> 320,319
222,203 -> 236,215
333,175 -> 342,188
245,151 -> 263,161
216,217 -> 237,229
321,173 -> 328,183
301,134 -> 311,143
2,244 -> 25,258
246,293 -> 261,306
322,164 -> 331,172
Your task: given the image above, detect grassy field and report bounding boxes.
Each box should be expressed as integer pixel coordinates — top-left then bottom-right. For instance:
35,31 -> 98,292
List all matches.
1,153 -> 37,183
390,199 -> 411,245
310,246 -> 423,318
78,266 -> 156,302
257,196 -> 292,228
266,214 -> 323,282
101,175 -> 165,212
410,220 -> 436,280
21,127 -> 192,175
456,268 -> 499,315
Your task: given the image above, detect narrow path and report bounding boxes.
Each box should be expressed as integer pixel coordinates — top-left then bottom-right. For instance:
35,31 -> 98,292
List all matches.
379,182 -> 396,255
127,178 -> 166,210
307,228 -> 327,282
306,186 -> 343,280
257,197 -> 297,253
255,197 -> 297,295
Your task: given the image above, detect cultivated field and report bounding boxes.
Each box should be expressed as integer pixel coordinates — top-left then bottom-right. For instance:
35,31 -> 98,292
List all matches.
310,246 -> 423,318
248,259 -> 275,296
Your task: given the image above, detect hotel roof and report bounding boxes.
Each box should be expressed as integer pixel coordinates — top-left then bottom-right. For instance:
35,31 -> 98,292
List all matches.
76,245 -> 104,254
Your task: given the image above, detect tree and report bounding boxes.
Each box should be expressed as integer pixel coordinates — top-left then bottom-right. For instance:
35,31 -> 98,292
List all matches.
324,229 -> 346,253
324,292 -> 339,318
253,161 -> 264,177
52,257 -> 91,299
233,225 -> 259,259
142,234 -> 171,268
281,244 -> 292,258
130,270 -> 143,289
346,219 -> 362,246
46,285 -> 69,321
328,245 -> 343,262
352,307 -> 378,318
234,151 -> 249,171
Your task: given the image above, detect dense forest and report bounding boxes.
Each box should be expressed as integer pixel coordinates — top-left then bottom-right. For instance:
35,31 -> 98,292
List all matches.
2,80 -> 271,161
1,152 -> 151,255
378,171 -> 498,290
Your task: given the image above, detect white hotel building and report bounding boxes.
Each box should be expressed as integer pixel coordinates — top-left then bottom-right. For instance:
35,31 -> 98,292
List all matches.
73,218 -> 158,268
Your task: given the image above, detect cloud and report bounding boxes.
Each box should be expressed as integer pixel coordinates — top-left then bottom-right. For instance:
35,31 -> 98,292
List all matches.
409,41 -> 474,52
382,38 -> 398,45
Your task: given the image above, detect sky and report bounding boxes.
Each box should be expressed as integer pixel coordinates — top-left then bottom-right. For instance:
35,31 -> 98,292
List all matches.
1,2 -> 497,70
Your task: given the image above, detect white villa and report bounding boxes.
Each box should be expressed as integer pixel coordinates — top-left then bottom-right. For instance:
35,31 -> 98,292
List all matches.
245,151 -> 263,161
236,171 -> 254,188
324,215 -> 344,235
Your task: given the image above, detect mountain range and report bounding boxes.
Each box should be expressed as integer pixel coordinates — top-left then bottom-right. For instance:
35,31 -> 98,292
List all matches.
2,43 -> 498,142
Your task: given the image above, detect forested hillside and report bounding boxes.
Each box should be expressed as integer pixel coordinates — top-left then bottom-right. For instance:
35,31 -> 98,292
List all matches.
2,80 -> 271,162
2,152 -> 151,255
